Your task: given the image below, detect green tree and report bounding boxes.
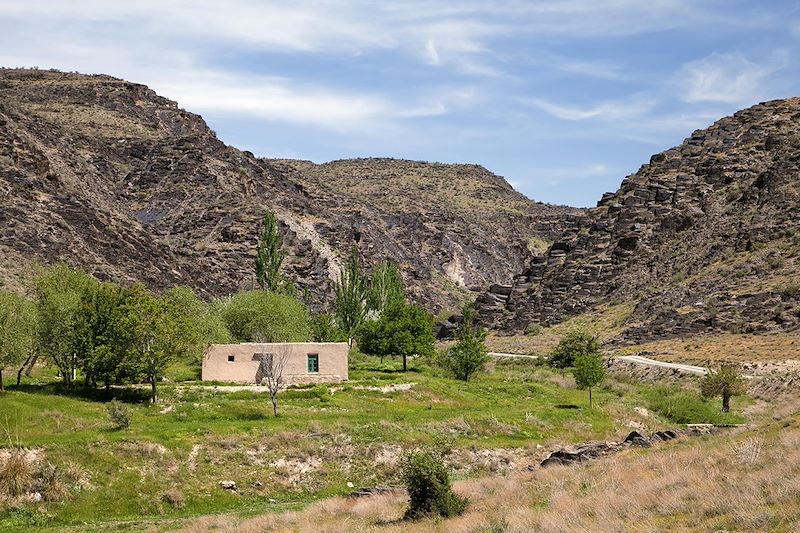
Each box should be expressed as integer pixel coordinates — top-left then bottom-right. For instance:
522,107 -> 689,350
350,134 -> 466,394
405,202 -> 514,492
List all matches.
33,264 -> 97,387
572,353 -> 605,408
549,329 -> 601,369
440,303 -> 489,382
124,286 -> 193,404
254,209 -> 287,292
334,247 -> 368,347
0,290 -> 37,391
220,290 -> 311,343
701,364 -> 746,413
367,260 -> 404,316
162,286 -> 231,363
74,281 -> 136,393
358,301 -> 435,371
310,312 -> 348,342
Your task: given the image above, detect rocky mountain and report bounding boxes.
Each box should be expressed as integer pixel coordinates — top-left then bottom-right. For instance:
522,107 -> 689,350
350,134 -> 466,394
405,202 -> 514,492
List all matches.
478,98 -> 800,342
0,68 -> 578,311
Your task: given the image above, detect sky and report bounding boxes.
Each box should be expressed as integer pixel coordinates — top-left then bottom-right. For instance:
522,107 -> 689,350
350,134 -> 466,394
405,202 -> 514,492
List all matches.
1,1 -> 799,207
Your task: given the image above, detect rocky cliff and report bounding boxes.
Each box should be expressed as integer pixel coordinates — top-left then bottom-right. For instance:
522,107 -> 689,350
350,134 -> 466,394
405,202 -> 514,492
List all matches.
477,98 -> 800,341
0,68 -> 577,311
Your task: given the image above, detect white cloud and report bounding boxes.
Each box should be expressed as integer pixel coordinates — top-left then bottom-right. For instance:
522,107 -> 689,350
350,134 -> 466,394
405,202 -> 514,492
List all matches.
680,51 -> 789,104
525,94 -> 656,121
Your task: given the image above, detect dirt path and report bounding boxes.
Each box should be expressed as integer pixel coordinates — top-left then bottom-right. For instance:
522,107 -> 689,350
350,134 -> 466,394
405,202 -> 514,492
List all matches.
616,355 -> 709,375
488,352 -> 539,360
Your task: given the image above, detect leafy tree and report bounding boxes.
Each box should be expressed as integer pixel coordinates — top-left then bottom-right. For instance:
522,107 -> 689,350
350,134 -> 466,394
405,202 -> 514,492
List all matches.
310,312 -> 348,342
74,282 -> 136,392
401,447 -> 466,520
33,265 -> 97,387
124,286 -> 193,403
440,303 -> 489,382
0,290 -> 37,392
254,209 -> 287,292
358,301 -> 435,371
549,329 -> 601,369
367,260 -> 404,316
162,286 -> 231,363
572,353 -> 605,408
701,364 -> 746,413
220,290 -> 311,343
334,247 -> 368,347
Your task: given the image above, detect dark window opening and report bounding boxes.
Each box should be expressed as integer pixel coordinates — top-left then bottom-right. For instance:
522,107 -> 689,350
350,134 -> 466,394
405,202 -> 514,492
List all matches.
227,355 -> 235,362
307,354 -> 319,373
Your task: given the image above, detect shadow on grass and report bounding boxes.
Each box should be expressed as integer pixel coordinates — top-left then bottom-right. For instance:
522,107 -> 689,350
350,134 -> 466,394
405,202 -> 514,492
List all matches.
555,403 -> 581,410
8,383 -> 152,404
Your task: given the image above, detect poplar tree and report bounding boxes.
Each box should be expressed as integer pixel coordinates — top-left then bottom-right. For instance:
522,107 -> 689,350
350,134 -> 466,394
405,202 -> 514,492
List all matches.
334,246 -> 368,347
254,209 -> 286,292
0,290 -> 36,391
367,260 -> 405,316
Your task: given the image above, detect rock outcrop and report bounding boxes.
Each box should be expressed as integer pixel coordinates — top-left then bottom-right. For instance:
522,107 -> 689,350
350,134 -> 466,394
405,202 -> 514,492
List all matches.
478,98 -> 800,341
0,68 -> 579,310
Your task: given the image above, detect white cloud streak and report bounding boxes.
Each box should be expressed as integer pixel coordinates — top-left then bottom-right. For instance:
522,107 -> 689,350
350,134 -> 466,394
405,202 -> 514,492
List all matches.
679,51 -> 789,104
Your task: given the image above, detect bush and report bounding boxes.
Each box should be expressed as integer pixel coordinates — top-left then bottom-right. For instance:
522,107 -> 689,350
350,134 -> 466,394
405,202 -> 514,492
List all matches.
549,329 -> 601,369
220,290 -> 311,342
358,301 -> 435,370
107,399 -> 132,429
440,336 -> 489,382
401,448 -> 466,520
641,387 -> 744,425
0,451 -> 33,497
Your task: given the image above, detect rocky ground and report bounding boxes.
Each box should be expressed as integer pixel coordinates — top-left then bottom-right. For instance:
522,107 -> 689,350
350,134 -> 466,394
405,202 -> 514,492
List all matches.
0,68 -> 579,312
477,97 -> 800,341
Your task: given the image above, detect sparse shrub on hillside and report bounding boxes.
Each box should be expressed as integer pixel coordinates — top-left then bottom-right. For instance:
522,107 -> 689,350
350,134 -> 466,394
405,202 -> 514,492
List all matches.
524,322 -> 543,336
0,451 -> 33,497
401,447 -> 466,520
701,364 -> 746,413
549,329 -> 601,369
107,399 -> 132,429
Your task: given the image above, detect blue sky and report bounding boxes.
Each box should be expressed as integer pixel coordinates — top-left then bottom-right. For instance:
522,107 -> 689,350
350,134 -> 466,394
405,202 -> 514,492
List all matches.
1,1 -> 799,206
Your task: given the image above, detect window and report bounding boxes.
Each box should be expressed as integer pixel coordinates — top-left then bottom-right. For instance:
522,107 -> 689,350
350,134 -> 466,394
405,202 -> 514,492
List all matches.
227,355 -> 235,362
307,354 -> 319,373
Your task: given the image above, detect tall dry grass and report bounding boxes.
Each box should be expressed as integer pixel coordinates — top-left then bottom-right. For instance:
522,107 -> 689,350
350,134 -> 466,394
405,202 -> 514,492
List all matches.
177,415 -> 800,533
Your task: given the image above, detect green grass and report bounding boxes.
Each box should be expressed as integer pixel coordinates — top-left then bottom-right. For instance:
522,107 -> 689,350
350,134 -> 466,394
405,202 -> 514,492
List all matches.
0,356 -> 750,532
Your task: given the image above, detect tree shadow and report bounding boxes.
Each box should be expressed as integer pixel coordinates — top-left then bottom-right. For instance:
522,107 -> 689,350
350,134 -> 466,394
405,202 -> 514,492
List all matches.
9,383 -> 151,404
555,403 -> 581,410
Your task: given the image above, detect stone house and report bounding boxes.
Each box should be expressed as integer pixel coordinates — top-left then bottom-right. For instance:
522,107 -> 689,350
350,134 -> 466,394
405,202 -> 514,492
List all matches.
201,342 -> 349,385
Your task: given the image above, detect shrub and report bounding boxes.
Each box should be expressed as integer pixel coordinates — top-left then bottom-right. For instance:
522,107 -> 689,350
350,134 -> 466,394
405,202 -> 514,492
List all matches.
358,301 -> 435,371
401,448 -> 466,520
220,290 -> 311,342
0,451 -> 33,497
701,364 -> 746,413
162,488 -> 185,508
439,302 -> 488,381
524,323 -> 544,336
549,329 -> 601,369
107,399 -> 132,429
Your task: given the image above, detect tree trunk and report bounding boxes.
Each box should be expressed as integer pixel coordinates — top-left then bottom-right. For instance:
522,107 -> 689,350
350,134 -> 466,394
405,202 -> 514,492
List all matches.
722,393 -> 730,413
271,394 -> 278,417
402,354 -> 407,372
17,355 -> 34,387
589,387 -> 593,409
0,368 -> 4,392
150,376 -> 158,404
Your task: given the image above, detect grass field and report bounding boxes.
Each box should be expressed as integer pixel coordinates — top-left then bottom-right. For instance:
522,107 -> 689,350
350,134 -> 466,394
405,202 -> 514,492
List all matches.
0,354 -> 749,532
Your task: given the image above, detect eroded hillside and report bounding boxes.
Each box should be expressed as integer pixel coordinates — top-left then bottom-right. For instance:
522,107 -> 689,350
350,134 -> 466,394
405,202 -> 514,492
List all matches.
0,68 -> 578,310
478,98 -> 800,341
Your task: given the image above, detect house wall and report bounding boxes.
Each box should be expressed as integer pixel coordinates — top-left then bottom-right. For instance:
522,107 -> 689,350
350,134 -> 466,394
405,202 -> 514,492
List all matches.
201,342 -> 349,384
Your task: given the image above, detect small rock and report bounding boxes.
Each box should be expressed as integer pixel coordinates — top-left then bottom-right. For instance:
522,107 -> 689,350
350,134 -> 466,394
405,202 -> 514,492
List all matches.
269,498 -> 277,503
252,481 -> 263,488
346,481 -> 354,488
218,480 -> 237,491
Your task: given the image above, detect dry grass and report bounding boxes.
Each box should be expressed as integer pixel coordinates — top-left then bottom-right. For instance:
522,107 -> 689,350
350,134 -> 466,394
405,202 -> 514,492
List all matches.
0,451 -> 33,498
615,332 -> 800,364
177,414 -> 800,532
486,303 -> 635,355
